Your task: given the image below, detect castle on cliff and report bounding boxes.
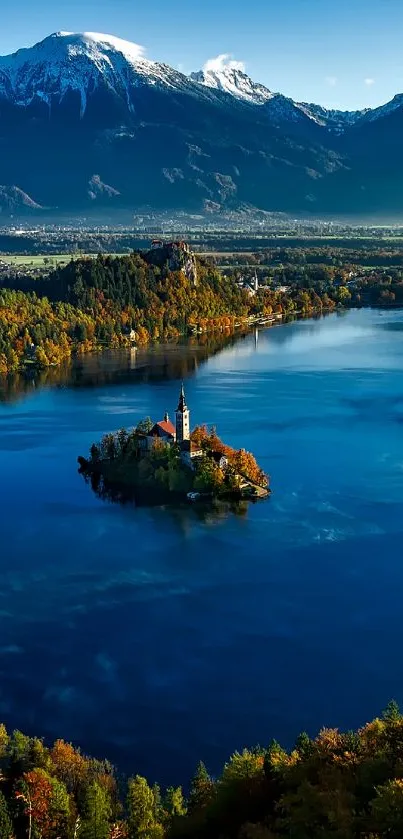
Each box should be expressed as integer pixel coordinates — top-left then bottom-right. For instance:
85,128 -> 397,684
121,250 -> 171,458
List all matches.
147,240 -> 198,286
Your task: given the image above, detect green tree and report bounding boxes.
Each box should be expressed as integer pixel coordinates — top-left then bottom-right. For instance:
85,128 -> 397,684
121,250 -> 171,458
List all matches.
126,776 -> 155,839
0,791 -> 12,839
295,732 -> 313,758
371,779 -> 403,839
79,781 -> 111,839
162,786 -> 186,825
50,776 -> 71,838
383,700 -> 401,722
0,725 -> 8,761
188,762 -> 215,812
135,418 -> 153,435
151,784 -> 161,823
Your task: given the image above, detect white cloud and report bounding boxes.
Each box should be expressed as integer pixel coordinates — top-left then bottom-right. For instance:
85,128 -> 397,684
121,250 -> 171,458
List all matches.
325,76 -> 338,87
203,54 -> 246,74
364,77 -> 375,86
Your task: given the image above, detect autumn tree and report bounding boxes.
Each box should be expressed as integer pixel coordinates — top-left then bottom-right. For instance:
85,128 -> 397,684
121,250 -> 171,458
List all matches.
22,768 -> 57,839
50,740 -> 87,795
190,425 -> 209,447
230,449 -> 267,486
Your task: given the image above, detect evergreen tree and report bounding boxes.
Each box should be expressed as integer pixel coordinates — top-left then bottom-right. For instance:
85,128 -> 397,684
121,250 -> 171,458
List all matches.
295,732 -> 313,758
0,791 -> 12,839
151,784 -> 161,823
383,700 -> 401,721
188,762 -> 215,813
79,781 -> 111,839
50,776 -> 71,837
126,776 -> 155,839
162,786 -> 186,826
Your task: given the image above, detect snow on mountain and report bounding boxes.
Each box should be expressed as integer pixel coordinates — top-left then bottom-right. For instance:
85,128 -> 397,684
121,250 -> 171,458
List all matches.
190,56 -> 274,105
189,58 -> 363,129
0,31 -> 190,117
1,32 -> 401,135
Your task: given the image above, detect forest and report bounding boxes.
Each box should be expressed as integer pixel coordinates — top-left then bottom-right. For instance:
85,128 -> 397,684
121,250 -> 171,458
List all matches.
0,248 -> 402,375
2,703 -> 403,838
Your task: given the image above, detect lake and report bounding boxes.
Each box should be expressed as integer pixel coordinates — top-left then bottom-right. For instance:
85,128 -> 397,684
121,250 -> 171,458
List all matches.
1,308 -> 403,786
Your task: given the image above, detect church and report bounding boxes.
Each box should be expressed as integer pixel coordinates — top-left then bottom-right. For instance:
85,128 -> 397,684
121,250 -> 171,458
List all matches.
143,384 -> 204,468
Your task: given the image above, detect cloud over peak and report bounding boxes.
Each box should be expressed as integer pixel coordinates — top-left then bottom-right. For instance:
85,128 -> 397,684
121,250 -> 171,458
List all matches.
203,54 -> 246,74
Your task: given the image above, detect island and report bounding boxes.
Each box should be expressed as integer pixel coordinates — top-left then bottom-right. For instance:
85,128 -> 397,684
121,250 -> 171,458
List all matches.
78,383 -> 269,504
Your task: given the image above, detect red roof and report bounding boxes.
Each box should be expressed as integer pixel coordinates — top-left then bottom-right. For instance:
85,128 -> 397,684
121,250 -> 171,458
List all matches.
155,420 -> 176,436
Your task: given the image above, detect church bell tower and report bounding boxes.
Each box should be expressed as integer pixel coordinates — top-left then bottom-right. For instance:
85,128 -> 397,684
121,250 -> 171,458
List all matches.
176,383 -> 190,443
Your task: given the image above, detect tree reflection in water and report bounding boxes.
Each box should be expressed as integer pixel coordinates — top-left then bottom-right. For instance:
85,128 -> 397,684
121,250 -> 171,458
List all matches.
0,330 -> 250,404
80,467 -> 250,525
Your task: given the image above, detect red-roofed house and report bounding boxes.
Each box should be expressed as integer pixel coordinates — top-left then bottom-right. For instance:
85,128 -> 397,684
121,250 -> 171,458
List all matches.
148,414 -> 176,445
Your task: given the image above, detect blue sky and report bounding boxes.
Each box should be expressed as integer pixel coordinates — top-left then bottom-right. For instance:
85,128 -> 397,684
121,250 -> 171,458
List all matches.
1,0 -> 403,110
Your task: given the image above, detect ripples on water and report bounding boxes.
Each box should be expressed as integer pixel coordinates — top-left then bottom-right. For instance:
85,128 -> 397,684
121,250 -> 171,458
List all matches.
1,309 -> 403,785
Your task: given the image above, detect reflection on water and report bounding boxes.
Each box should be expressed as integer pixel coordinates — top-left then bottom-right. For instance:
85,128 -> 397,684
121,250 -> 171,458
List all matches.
0,330 -> 253,404
81,468 -> 250,524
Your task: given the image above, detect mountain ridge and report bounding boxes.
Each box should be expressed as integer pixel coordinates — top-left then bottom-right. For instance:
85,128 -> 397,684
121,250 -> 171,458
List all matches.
0,31 -> 402,215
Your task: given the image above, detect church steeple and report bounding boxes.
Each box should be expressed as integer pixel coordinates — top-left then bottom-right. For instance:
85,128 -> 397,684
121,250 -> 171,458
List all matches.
177,382 -> 186,412
176,383 -> 190,443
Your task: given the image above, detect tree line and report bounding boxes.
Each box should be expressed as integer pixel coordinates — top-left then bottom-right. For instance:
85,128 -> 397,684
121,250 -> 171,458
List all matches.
1,248 -> 401,375
2,703 -> 403,838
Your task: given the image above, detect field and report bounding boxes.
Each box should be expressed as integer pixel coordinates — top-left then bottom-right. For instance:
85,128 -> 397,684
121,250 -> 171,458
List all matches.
1,254 -> 89,268
0,253 -> 127,269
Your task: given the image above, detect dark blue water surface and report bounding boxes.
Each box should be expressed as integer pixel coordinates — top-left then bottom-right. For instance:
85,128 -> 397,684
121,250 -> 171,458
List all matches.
1,308 -> 403,785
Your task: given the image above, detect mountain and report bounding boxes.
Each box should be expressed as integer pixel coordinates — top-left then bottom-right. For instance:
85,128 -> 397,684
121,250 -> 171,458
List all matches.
297,102 -> 368,131
190,65 -> 349,126
190,65 -> 274,105
0,31 -> 402,216
0,186 -> 42,213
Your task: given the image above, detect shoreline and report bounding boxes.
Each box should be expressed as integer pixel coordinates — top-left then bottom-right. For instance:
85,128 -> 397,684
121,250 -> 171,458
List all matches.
2,303 -> 400,382
0,309 -> 327,379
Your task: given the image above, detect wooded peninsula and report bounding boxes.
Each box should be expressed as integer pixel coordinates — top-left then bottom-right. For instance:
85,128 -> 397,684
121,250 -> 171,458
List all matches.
0,241 -> 347,375
1,239 -> 402,375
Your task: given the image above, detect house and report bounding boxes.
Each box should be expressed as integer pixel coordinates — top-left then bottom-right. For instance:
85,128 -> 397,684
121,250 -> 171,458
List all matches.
208,450 -> 229,471
180,439 -> 203,469
146,413 -> 176,449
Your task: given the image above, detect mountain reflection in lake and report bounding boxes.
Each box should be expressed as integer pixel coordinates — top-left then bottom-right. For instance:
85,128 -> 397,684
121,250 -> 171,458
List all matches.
1,308 -> 403,788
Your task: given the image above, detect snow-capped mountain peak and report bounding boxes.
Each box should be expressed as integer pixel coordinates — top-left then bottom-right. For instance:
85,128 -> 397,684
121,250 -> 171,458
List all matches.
0,31 -> 187,118
55,31 -> 148,65
190,63 -> 274,105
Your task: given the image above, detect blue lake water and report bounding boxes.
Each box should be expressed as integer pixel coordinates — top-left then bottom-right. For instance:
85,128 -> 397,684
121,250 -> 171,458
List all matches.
1,308 -> 403,785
